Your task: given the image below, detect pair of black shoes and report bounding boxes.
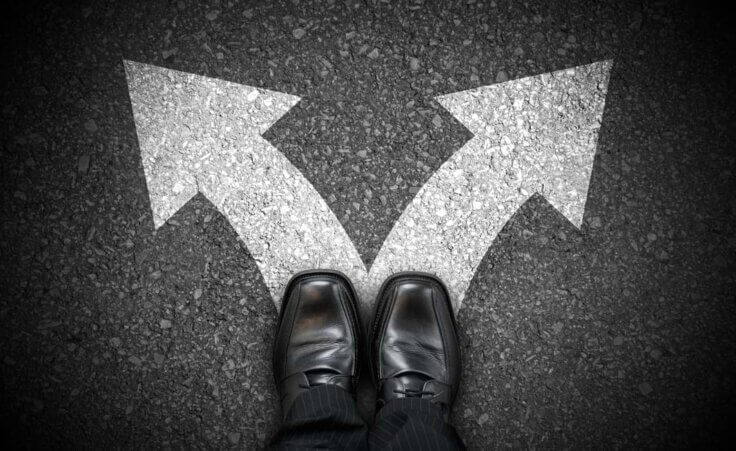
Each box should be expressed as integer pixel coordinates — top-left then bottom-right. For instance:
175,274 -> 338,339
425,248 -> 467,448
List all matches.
273,270 -> 461,420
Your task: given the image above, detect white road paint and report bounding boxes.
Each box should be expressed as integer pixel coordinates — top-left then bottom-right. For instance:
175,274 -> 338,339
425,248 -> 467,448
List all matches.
125,60 -> 611,312
372,61 -> 612,310
124,60 -> 365,307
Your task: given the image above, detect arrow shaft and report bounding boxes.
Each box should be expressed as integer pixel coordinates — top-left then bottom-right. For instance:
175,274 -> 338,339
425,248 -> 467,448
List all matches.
200,137 -> 525,312
370,143 -> 527,310
199,138 -> 367,309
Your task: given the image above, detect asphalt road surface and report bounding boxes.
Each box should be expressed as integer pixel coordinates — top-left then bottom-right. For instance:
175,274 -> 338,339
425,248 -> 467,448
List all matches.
2,0 -> 735,448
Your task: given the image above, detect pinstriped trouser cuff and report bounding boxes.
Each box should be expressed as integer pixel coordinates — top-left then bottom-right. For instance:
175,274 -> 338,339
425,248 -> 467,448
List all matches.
376,397 -> 445,426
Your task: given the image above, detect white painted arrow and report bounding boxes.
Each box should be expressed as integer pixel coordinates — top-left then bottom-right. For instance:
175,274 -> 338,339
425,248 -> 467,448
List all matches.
370,60 -> 612,310
125,59 -> 611,312
124,60 -> 366,306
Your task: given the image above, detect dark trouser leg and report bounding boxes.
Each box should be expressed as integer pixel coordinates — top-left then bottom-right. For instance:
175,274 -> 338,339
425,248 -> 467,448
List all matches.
369,399 -> 466,451
270,384 -> 369,450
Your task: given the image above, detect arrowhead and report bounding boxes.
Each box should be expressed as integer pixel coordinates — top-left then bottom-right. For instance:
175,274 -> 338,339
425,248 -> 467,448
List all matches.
124,60 -> 301,228
436,61 -> 612,227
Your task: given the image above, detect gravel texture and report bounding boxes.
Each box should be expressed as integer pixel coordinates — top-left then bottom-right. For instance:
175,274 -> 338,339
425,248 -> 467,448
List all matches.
2,0 -> 736,448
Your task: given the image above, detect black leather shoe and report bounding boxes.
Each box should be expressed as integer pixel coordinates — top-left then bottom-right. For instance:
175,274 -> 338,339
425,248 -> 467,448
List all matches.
273,270 -> 361,419
371,272 -> 461,418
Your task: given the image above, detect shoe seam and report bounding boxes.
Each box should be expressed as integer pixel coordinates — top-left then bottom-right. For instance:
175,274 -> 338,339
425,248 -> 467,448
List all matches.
431,286 -> 450,383
336,278 -> 360,380
375,284 -> 396,379
279,280 -> 301,384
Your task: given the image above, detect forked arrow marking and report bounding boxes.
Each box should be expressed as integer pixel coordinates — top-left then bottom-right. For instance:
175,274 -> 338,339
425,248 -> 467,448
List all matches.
125,59 -> 611,312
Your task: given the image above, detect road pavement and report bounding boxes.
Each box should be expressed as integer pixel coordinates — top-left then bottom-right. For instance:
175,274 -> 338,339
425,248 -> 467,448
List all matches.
1,0 -> 735,448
